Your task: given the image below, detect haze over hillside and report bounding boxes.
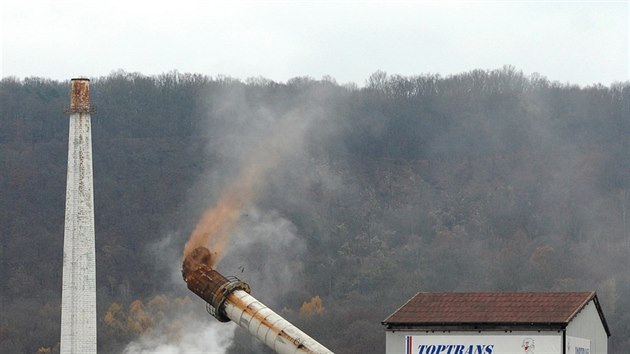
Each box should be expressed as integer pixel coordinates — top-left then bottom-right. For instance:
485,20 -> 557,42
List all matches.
0,68 -> 629,353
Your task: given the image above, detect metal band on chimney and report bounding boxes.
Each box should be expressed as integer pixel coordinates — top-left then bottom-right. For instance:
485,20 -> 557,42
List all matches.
183,264 -> 251,322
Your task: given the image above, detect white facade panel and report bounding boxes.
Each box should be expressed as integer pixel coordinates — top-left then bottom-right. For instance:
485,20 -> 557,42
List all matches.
386,331 -> 562,354
566,336 -> 590,354
566,301 -> 607,354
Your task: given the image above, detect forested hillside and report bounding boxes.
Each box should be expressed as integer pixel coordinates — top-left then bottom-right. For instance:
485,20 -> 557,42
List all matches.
1,68 -> 629,353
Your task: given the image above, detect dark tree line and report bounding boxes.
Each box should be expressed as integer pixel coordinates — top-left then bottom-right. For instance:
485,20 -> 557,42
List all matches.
1,68 -> 629,353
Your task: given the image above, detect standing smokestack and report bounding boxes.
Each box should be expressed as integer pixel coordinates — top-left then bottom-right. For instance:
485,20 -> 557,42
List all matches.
60,78 -> 97,354
183,247 -> 334,354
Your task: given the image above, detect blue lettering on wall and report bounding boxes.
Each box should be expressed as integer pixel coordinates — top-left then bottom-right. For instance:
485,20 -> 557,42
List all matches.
415,345 -> 494,354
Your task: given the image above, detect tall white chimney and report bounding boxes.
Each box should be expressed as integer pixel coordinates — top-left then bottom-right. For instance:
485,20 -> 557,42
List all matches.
60,78 -> 97,353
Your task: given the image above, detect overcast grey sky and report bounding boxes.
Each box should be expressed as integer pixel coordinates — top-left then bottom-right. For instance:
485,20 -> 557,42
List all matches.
1,0 -> 628,86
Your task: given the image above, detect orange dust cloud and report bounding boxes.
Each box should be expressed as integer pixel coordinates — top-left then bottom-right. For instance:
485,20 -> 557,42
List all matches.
182,162 -> 265,266
182,113 -> 309,266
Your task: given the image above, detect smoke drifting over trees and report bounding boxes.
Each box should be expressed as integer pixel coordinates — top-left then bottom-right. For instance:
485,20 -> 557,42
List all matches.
1,67 -> 629,353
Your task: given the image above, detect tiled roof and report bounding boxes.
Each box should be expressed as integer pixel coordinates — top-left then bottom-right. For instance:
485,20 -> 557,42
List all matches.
383,292 -> 596,325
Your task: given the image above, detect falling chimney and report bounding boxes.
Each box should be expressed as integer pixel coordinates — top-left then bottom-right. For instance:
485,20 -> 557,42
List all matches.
183,247 -> 334,354
60,78 -> 97,354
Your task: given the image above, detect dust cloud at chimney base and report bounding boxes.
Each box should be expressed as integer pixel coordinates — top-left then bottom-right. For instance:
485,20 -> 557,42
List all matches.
123,317 -> 236,354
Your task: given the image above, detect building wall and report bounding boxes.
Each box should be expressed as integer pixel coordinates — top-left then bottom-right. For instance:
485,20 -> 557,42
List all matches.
566,300 -> 608,354
385,330 -> 562,354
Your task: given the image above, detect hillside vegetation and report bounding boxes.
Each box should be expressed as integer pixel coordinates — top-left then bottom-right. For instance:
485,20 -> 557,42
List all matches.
1,68 -> 629,353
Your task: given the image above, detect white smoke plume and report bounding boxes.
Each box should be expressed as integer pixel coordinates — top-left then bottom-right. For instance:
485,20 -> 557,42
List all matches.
123,320 -> 236,354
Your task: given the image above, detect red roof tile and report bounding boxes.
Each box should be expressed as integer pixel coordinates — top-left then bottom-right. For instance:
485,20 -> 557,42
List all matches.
383,292 -> 595,325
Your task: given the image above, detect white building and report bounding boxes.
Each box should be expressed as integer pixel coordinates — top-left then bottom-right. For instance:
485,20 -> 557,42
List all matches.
383,292 -> 610,354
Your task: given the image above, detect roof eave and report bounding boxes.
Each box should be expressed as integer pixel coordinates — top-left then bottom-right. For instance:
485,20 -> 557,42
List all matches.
382,292 -> 421,323
382,321 -> 568,332
590,293 -> 612,337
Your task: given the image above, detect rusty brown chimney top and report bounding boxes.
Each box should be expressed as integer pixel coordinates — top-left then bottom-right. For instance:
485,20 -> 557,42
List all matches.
69,78 -> 91,113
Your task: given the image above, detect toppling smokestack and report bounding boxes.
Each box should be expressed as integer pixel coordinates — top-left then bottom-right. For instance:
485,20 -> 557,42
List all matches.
183,247 -> 334,354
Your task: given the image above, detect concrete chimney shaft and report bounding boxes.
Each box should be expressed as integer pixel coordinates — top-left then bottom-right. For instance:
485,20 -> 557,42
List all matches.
60,77 -> 97,354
